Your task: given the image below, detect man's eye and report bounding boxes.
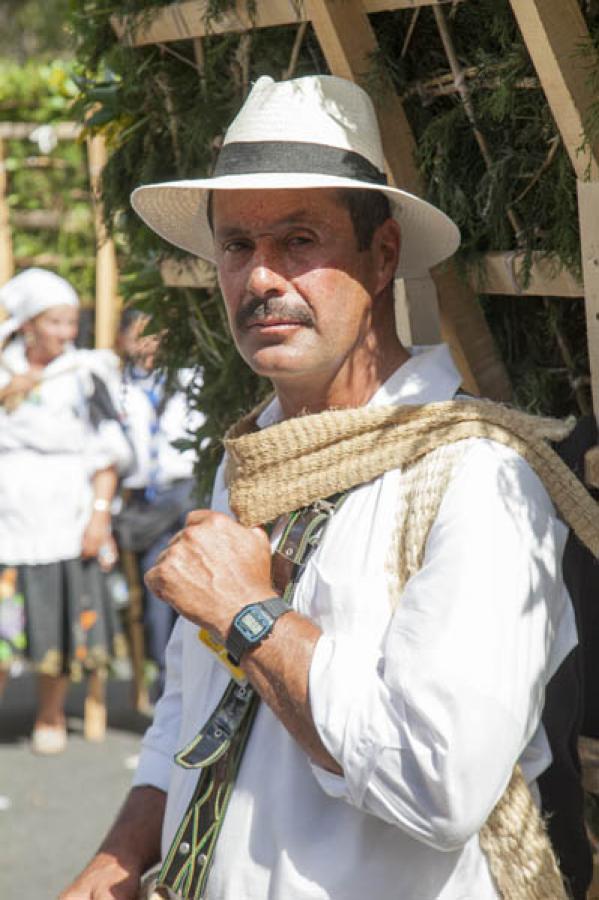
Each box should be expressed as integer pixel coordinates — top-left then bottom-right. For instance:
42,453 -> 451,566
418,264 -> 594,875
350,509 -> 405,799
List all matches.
223,240 -> 251,253
288,235 -> 312,248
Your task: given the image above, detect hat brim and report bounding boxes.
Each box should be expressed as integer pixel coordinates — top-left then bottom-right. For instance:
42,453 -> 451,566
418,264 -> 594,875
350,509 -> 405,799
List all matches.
131,173 -> 460,279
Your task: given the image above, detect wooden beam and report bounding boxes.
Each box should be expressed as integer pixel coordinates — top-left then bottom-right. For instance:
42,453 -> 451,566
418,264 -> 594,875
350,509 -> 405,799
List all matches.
112,0 -> 462,47
87,133 -> 120,349
0,138 -> 13,286
508,0 -> 599,179
160,256 -> 216,289
577,180 -> 599,423
13,253 -> 94,269
0,122 -> 81,142
394,277 -> 441,346
306,0 -> 510,399
468,252 -> 583,298
160,249 -> 586,300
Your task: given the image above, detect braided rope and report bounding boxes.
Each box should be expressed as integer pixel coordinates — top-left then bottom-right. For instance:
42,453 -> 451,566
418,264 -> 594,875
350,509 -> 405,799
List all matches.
393,444 -> 567,899
224,400 -> 599,562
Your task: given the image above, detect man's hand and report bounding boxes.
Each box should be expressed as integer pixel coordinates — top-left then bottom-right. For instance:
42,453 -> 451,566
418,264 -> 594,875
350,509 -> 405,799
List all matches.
59,786 -> 165,900
145,510 -> 273,641
58,851 -> 142,900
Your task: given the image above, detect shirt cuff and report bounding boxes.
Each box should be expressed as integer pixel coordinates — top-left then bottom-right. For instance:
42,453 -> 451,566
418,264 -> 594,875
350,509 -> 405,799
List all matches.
132,745 -> 174,794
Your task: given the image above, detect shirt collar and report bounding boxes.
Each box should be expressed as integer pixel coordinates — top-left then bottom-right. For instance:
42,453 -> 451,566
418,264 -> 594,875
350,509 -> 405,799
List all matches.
256,344 -> 463,429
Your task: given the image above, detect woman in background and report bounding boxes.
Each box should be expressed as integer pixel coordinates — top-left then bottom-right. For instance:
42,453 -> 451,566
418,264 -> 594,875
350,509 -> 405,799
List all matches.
0,268 -> 132,754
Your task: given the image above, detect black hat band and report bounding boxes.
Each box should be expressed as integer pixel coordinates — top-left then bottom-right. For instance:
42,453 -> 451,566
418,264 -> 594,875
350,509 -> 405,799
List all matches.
213,140 -> 388,186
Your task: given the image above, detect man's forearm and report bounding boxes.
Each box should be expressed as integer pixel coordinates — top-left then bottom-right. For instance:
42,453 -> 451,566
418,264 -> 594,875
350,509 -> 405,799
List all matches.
99,785 -> 165,868
241,612 -> 343,775
60,785 -> 166,900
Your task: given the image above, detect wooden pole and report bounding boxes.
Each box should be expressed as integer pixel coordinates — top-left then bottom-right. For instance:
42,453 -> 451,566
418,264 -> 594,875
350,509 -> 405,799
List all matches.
0,137 -> 14,286
84,669 -> 107,742
120,547 -> 151,714
508,0 -> 599,180
305,0 -> 511,399
87,132 -> 119,349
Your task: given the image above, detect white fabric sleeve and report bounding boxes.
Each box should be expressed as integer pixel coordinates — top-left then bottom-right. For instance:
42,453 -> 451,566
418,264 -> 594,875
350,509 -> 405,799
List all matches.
86,418 -> 133,474
308,441 -> 574,850
133,616 -> 184,792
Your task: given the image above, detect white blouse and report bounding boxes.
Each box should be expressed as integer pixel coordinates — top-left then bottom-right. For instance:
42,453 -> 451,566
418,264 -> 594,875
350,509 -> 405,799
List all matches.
134,345 -> 576,900
0,338 -> 132,565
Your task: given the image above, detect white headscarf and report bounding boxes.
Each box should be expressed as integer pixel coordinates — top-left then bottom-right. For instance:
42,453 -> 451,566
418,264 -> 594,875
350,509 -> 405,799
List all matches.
0,268 -> 79,343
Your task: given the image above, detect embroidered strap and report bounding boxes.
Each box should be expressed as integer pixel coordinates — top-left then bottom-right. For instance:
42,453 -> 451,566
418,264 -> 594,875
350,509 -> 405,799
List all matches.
154,691 -> 258,899
153,490 -> 350,899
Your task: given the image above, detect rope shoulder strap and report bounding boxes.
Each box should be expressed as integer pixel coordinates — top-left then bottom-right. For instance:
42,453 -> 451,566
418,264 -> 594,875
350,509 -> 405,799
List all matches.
391,442 -> 567,899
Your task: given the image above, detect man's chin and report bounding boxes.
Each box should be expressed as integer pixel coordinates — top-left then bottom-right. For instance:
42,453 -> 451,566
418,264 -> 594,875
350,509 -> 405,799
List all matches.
242,345 -> 309,380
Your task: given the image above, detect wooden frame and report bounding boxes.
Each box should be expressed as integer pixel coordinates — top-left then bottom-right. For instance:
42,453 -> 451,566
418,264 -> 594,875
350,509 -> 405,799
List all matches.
508,0 -> 599,481
112,0 -> 462,46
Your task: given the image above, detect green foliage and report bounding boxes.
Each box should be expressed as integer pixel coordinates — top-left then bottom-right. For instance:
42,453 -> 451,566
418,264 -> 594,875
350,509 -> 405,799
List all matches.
0,59 -> 96,303
67,0 -> 597,488
0,59 -> 79,122
0,0 -> 74,63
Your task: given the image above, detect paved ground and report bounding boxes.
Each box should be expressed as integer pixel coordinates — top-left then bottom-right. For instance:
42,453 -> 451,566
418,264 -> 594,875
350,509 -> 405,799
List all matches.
0,672 -> 152,900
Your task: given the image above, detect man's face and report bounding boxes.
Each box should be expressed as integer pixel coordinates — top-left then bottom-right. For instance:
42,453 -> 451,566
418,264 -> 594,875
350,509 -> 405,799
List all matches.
212,188 -> 398,390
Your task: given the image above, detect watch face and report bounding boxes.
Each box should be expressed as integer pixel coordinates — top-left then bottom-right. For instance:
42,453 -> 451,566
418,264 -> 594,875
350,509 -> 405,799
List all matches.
238,606 -> 271,642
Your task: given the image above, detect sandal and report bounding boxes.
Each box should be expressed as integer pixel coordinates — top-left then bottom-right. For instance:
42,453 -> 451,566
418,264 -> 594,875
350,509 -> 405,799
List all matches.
31,725 -> 67,755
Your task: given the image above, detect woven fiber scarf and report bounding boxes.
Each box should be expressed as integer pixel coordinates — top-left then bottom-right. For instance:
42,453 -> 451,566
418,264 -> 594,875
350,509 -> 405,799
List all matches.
224,398 -> 599,900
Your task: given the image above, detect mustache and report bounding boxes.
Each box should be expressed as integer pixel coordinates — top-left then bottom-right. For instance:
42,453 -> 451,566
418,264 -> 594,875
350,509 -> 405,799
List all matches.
235,296 -> 315,330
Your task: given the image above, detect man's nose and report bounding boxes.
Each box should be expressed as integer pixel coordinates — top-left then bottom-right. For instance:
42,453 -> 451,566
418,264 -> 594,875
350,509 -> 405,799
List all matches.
246,243 -> 287,298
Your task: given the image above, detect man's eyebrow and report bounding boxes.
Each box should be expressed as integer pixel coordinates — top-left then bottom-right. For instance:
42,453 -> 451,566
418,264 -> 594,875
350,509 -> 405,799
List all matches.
215,210 -> 317,239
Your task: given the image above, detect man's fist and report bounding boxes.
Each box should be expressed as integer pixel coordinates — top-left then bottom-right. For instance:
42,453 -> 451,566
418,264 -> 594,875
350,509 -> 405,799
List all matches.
145,510 -> 274,641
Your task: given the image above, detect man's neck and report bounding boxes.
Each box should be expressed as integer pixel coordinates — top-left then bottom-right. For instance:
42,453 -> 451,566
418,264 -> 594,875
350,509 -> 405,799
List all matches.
274,340 -> 410,419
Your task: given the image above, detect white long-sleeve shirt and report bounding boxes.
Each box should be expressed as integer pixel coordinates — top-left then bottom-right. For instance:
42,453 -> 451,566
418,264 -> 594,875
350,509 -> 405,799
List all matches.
0,338 -> 132,565
134,344 -> 576,899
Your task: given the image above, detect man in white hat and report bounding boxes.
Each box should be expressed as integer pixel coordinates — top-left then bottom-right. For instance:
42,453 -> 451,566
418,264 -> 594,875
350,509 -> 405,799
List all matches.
62,76 -> 589,900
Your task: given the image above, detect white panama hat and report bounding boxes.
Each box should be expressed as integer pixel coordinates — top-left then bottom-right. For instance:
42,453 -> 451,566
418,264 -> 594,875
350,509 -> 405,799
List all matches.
131,74 -> 460,278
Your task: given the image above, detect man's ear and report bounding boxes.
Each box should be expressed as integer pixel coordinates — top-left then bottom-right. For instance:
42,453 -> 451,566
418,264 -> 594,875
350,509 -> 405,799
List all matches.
374,218 -> 401,294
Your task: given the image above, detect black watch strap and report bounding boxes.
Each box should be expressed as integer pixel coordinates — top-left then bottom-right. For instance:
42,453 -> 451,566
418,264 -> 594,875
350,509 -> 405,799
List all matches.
260,597 -> 289,619
226,597 -> 290,666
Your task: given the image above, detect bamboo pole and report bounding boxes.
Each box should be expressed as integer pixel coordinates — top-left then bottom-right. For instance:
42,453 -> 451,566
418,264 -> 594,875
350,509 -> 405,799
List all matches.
0,138 -> 14,286
86,132 -> 119,349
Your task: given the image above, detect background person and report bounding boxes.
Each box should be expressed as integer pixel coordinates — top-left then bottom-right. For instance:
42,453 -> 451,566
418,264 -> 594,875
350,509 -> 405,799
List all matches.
0,267 -> 132,754
114,308 -> 204,700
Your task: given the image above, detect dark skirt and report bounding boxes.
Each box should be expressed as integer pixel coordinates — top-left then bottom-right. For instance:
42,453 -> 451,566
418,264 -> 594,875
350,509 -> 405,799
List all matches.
0,558 -> 127,679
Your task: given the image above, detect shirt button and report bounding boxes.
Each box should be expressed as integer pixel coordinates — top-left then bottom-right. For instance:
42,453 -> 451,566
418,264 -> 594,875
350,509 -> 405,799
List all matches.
178,842 -> 191,855
197,853 -> 208,866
